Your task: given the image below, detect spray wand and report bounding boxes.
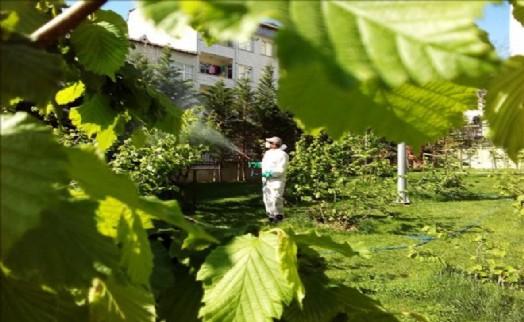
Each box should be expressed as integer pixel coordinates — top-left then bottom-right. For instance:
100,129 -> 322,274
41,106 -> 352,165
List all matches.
234,150 -> 261,176
237,150 -> 252,161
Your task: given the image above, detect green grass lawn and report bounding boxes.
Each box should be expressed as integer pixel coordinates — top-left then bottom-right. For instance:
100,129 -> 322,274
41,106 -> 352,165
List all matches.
182,174 -> 524,322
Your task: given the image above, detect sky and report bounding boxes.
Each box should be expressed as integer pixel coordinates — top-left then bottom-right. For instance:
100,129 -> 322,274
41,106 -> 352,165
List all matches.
68,0 -> 510,57
475,1 -> 510,57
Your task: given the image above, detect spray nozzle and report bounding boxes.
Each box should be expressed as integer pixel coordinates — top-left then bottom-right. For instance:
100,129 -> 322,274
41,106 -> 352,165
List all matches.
248,161 -> 262,168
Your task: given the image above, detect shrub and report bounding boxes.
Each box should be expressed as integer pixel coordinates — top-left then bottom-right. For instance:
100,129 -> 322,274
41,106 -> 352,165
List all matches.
110,128 -> 208,198
288,131 -> 396,228
494,172 -> 524,198
411,162 -> 472,201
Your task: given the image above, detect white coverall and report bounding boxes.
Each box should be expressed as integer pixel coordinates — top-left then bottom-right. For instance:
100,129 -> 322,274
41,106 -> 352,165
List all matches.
261,148 -> 289,217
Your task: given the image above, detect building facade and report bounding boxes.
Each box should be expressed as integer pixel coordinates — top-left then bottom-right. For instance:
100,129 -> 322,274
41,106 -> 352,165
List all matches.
454,6 -> 524,169
127,9 -> 279,90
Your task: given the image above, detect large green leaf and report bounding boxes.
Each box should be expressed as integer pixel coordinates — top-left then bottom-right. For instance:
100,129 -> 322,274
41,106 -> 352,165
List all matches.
70,19 -> 128,80
157,266 -> 203,322
282,274 -> 345,322
4,199 -> 120,288
68,95 -> 115,133
279,1 -> 497,87
378,82 -> 479,140
485,56 -> 524,161
0,113 -> 68,258
137,0 -> 286,42
0,42 -> 63,106
338,286 -> 400,322
1,271 -> 84,322
139,197 -> 219,246
197,232 -> 293,322
92,9 -> 129,36
272,228 -> 305,306
288,229 -> 367,258
88,277 -> 156,322
512,0 -> 524,26
0,11 -> 19,34
275,0 -> 490,145
168,232 -> 214,272
55,81 -> 85,105
283,272 -> 399,322
96,197 -> 154,286
0,0 -> 48,34
96,197 -> 155,238
117,210 -> 153,287
279,61 -> 478,145
67,146 -> 139,203
149,240 -> 176,298
69,93 -> 123,151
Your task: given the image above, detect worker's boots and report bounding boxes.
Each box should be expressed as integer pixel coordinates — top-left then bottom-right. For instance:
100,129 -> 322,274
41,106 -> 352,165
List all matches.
267,213 -> 284,223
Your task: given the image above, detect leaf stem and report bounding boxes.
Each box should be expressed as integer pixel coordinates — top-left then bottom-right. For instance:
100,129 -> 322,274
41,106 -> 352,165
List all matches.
31,0 -> 108,46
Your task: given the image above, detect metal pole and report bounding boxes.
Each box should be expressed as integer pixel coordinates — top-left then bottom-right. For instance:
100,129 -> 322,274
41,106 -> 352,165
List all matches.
397,142 -> 410,204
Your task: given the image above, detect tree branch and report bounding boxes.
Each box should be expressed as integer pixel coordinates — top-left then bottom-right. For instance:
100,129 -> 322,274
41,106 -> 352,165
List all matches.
31,0 -> 108,47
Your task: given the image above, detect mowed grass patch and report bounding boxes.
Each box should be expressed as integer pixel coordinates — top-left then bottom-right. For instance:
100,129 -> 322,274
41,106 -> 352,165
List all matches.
288,174 -> 523,321
182,181 -> 267,229
186,174 -> 524,321
302,198 -> 523,321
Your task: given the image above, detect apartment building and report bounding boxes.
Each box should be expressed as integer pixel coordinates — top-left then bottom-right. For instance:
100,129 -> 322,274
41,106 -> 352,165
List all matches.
127,9 -> 279,90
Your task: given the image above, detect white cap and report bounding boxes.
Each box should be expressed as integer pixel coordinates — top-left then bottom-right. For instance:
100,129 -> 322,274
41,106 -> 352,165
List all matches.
266,136 -> 282,146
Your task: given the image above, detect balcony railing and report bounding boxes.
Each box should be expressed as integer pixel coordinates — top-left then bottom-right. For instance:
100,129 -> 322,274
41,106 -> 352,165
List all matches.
200,63 -> 233,79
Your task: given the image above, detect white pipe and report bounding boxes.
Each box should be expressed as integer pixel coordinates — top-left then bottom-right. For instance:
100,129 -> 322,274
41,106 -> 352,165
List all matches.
397,142 -> 410,204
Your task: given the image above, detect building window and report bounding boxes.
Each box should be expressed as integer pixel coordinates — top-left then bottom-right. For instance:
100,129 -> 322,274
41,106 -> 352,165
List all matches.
261,40 -> 274,56
173,63 -> 195,81
238,64 -> 253,80
238,38 -> 254,52
217,41 -> 234,48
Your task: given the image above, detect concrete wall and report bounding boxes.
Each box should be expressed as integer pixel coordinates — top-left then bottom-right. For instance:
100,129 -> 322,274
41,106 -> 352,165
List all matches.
234,34 -> 279,82
461,147 -> 521,169
196,73 -> 235,88
198,39 -> 236,58
132,42 -> 197,67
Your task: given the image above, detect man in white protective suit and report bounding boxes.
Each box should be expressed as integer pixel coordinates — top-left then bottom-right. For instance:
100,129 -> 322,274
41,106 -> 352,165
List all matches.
261,136 -> 289,223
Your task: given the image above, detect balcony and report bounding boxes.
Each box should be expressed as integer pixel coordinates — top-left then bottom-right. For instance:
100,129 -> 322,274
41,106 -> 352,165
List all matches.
198,39 -> 235,58
198,53 -> 234,87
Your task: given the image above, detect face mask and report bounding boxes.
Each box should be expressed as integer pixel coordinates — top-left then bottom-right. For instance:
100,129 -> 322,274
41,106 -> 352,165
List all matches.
265,142 -> 271,149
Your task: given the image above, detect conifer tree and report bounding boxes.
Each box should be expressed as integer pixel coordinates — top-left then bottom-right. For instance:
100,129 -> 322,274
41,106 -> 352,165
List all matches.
255,64 -> 302,153
232,77 -> 261,180
202,79 -> 235,137
129,47 -> 200,109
